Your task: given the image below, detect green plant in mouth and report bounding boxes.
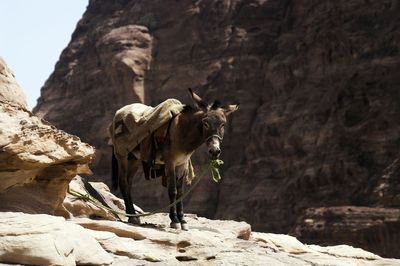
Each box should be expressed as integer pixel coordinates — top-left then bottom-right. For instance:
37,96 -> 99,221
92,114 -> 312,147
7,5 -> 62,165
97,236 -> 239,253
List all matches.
209,159 -> 224,183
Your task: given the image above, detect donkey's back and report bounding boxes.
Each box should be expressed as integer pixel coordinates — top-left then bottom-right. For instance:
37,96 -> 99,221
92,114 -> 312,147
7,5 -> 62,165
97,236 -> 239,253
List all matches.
110,99 -> 184,157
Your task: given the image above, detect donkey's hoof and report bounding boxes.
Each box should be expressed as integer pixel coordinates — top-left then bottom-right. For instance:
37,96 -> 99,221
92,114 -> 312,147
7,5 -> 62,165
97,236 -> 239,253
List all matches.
128,217 -> 141,225
170,222 -> 181,229
181,223 -> 189,231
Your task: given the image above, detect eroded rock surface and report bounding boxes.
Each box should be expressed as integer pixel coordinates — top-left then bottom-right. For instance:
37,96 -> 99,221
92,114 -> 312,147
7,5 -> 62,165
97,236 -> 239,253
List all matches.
0,212 -> 113,266
0,58 -> 94,214
0,57 -> 27,108
1,211 -> 399,266
62,175 -> 143,221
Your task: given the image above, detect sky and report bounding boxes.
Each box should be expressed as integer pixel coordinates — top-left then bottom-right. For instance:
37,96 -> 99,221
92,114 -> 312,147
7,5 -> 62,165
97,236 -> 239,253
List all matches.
0,1 -> 88,110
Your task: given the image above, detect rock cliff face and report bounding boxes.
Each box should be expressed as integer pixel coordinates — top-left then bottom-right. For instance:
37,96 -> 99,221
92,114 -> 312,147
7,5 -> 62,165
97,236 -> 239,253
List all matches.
0,58 -> 94,214
33,0 -> 400,257
293,155 -> 400,259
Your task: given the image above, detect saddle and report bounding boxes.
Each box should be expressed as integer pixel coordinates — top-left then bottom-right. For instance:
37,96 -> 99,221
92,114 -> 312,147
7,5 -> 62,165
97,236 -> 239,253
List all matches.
131,119 -> 195,187
139,120 -> 172,187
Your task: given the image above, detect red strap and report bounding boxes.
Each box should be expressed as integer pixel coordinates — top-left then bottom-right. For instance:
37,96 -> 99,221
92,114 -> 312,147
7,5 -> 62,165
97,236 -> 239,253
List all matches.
155,136 -> 166,145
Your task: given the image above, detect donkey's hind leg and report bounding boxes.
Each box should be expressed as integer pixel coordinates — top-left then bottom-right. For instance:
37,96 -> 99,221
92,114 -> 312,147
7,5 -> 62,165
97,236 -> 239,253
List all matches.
126,158 -> 140,224
117,155 -> 140,225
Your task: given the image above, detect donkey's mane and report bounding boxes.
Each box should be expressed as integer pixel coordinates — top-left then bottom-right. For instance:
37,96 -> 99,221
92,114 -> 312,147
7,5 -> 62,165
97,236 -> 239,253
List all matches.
182,100 -> 222,113
211,100 -> 222,109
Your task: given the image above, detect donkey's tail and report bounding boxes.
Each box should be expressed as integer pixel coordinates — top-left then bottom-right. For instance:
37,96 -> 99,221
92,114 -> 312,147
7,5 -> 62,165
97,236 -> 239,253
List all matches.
111,146 -> 119,190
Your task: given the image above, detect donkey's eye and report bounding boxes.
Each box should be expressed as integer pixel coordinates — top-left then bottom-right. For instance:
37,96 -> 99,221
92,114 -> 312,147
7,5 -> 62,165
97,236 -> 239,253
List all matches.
220,123 -> 225,129
203,121 -> 210,129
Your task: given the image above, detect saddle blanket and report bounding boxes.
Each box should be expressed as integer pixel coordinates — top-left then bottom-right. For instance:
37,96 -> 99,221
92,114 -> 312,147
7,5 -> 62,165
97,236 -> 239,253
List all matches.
111,98 -> 185,153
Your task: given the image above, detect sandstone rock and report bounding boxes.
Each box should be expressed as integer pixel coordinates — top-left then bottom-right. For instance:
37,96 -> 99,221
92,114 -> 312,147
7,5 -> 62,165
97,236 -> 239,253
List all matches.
86,229 -> 171,263
0,57 -> 27,108
72,215 -> 400,265
1,209 -> 399,265
292,206 -> 400,259
4,193 -> 397,265
63,175 -> 122,220
252,232 -> 397,266
62,175 -> 144,221
0,212 -> 113,266
0,58 -> 95,214
33,0 -> 400,258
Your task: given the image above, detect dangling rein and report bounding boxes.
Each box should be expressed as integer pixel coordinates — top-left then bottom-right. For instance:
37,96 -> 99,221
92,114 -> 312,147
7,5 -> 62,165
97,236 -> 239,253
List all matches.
67,160 -> 224,218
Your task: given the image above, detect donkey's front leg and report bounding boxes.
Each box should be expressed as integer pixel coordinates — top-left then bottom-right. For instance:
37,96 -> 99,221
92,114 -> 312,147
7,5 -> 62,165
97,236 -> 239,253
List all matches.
166,163 -> 180,229
176,176 -> 188,230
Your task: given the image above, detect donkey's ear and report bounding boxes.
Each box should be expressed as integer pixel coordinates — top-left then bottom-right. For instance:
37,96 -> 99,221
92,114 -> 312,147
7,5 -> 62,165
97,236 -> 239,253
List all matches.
188,88 -> 208,111
223,104 -> 239,116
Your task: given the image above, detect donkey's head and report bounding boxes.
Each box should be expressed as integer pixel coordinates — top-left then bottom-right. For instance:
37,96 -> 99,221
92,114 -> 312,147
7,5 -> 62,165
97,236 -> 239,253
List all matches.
188,88 -> 238,160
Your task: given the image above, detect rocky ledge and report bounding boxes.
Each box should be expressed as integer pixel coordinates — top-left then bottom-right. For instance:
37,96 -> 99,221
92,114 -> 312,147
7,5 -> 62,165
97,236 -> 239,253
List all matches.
1,211 -> 399,266
2,176 -> 397,266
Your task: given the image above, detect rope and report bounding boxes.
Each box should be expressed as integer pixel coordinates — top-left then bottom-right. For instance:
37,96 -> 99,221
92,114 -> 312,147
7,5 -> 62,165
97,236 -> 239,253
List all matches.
67,164 -> 212,218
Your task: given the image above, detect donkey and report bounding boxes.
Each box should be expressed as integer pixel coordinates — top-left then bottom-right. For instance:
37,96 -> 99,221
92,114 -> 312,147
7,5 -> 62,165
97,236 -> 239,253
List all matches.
111,88 -> 238,230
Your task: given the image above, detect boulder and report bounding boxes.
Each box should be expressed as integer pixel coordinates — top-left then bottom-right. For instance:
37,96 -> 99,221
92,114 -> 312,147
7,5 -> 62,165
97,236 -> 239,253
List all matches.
0,58 -> 95,214
63,175 -> 143,221
0,212 -> 113,266
0,57 -> 27,108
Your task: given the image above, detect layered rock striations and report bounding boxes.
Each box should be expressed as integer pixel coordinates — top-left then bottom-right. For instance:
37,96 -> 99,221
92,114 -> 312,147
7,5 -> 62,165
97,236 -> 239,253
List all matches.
33,0 -> 400,257
0,58 -> 94,214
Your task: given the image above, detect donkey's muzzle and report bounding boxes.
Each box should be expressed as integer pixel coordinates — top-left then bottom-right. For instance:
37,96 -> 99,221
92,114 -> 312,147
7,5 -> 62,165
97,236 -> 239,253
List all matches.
206,135 -> 221,159
209,148 -> 221,159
